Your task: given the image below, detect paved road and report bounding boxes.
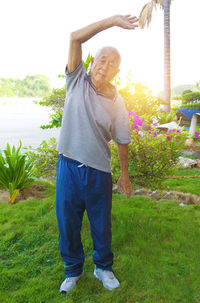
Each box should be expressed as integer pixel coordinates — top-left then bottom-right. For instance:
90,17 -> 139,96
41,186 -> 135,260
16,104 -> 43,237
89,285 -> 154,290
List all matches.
0,97 -> 60,150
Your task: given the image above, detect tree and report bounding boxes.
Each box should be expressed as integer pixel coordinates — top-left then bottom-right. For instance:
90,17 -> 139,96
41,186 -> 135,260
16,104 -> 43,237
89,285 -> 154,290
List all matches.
139,0 -> 172,112
0,75 -> 51,97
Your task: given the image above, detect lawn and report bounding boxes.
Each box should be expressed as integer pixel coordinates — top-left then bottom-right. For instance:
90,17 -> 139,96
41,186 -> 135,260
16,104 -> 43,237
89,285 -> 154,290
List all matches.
163,168 -> 200,195
0,180 -> 200,303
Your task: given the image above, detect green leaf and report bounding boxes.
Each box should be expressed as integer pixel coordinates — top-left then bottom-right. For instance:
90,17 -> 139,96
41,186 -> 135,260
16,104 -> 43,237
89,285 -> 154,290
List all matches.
9,183 -> 14,198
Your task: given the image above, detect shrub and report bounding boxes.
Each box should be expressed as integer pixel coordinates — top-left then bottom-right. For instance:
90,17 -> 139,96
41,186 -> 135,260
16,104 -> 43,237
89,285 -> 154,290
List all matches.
0,141 -> 36,203
182,89 -> 192,95
189,125 -> 200,142
118,82 -> 164,124
193,131 -> 199,141
156,107 -> 178,124
110,112 -> 187,190
180,103 -> 200,110
38,87 -> 66,129
182,92 -> 200,103
25,137 -> 58,178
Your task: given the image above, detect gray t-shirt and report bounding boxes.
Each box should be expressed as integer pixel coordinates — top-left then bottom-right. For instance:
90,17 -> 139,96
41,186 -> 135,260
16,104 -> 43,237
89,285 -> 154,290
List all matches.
57,61 -> 131,172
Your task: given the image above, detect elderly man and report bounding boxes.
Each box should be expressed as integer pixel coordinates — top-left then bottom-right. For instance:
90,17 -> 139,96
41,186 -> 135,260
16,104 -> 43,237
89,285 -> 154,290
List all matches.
56,14 -> 138,293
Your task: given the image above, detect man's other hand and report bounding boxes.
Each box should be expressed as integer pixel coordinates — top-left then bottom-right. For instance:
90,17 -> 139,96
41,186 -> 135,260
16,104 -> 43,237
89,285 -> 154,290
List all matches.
117,175 -> 133,199
113,15 -> 139,30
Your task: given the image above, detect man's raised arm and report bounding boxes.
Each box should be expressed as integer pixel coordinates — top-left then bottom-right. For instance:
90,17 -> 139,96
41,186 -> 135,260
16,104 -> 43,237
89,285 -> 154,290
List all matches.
67,15 -> 138,73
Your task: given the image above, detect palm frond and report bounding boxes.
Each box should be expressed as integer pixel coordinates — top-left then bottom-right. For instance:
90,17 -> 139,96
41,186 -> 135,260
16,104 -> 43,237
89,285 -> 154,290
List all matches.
156,0 -> 164,7
139,1 -> 156,29
139,0 -> 171,29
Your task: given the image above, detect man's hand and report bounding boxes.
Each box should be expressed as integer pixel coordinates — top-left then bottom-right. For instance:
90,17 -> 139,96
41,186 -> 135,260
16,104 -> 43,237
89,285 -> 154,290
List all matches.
113,15 -> 139,30
117,174 -> 133,199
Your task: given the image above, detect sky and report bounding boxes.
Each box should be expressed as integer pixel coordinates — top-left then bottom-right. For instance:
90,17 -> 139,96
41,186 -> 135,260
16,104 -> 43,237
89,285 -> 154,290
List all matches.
0,0 -> 200,95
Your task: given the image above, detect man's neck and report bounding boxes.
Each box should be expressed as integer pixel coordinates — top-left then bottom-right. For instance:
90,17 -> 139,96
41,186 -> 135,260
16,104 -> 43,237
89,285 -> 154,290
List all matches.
91,77 -> 115,97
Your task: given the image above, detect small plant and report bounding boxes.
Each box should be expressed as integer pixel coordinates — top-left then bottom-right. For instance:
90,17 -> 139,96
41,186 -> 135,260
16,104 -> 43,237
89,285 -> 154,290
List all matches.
191,129 -> 200,142
0,141 -> 36,203
156,107 -> 178,124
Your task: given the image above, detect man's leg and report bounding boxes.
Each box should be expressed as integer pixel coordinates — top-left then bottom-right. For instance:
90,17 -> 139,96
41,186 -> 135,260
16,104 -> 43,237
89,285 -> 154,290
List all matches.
85,168 -> 120,290
56,155 -> 85,278
85,168 -> 113,271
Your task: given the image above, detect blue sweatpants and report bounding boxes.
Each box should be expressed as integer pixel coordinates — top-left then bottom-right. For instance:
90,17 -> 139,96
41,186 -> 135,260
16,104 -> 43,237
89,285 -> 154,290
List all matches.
56,154 -> 113,278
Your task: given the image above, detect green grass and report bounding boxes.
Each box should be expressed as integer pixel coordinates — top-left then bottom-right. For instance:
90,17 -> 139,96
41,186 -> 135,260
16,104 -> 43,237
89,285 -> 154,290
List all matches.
163,169 -> 200,195
1,181 -> 200,303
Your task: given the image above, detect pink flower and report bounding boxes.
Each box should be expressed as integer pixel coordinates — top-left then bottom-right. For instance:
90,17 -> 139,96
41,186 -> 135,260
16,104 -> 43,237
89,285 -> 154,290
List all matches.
133,115 -> 143,127
128,110 -> 135,117
131,140 -> 134,144
129,112 -> 143,125
194,132 -> 199,138
138,134 -> 142,138
177,129 -> 181,133
148,130 -> 152,134
153,122 -> 157,126
168,129 -> 175,133
167,136 -> 171,142
153,132 -> 157,137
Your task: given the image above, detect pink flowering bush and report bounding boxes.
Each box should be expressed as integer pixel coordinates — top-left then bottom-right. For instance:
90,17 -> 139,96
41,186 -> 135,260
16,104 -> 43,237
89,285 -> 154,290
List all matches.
192,131 -> 199,142
110,112 -> 187,189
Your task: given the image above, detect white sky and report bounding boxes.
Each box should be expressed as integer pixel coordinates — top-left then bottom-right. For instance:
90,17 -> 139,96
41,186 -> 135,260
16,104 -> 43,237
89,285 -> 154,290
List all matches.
0,0 -> 200,94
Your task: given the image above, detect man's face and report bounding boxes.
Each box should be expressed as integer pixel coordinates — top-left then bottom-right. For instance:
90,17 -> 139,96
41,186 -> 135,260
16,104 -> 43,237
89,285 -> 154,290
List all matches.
91,48 -> 120,87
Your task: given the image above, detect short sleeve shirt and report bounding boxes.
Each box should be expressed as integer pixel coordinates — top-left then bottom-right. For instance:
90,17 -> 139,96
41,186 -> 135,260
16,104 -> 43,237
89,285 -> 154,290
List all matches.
57,61 -> 131,172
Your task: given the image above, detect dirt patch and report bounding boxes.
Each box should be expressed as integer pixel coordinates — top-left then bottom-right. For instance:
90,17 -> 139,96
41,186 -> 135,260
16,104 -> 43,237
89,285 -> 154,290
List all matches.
0,184 -> 48,203
144,189 -> 200,205
0,190 -> 10,203
165,191 -> 200,205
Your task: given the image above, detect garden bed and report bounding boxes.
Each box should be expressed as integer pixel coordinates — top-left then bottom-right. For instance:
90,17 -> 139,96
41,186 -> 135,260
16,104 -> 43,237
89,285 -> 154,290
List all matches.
0,184 -> 50,203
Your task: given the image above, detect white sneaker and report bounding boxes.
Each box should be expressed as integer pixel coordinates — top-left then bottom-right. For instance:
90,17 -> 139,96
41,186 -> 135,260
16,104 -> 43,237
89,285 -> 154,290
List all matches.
94,268 -> 120,290
59,272 -> 83,293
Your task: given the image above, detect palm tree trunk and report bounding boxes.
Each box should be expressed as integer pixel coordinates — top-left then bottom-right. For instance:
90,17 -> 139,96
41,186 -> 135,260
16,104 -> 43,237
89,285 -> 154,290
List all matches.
164,0 -> 171,112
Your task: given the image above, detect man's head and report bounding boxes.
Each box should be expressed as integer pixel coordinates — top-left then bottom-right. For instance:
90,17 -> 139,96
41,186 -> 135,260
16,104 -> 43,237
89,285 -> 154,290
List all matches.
90,47 -> 121,88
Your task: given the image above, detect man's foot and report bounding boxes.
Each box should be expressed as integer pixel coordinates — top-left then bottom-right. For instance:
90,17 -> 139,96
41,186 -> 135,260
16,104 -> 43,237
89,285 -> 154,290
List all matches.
59,272 -> 83,293
94,267 -> 120,290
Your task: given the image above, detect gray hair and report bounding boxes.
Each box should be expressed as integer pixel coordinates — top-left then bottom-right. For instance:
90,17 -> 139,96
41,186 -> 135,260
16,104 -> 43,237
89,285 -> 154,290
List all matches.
94,47 -> 121,65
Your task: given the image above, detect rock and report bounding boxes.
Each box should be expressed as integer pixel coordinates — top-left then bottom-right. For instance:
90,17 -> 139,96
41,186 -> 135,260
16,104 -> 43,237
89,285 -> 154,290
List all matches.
179,203 -> 185,207
134,189 -> 145,195
195,150 -> 200,160
185,138 -> 194,147
112,185 -> 118,193
196,159 -> 200,168
162,191 -> 173,200
182,150 -> 195,157
150,191 -> 161,200
194,142 -> 200,148
177,157 -> 197,168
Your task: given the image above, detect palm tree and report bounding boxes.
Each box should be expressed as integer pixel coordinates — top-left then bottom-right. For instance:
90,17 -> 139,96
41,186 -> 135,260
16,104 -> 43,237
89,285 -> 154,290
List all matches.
196,81 -> 200,91
139,0 -> 172,112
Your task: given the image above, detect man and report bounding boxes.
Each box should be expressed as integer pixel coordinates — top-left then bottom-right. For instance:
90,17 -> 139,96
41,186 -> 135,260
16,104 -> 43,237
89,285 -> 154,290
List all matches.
56,14 -> 138,293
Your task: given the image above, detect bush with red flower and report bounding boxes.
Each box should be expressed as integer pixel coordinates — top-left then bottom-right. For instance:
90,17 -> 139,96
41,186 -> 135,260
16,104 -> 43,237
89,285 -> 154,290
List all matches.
110,112 -> 187,190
